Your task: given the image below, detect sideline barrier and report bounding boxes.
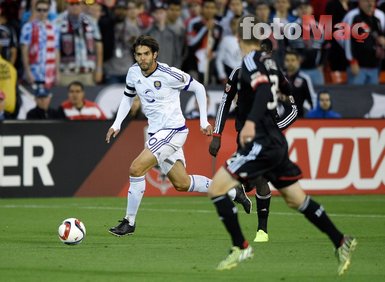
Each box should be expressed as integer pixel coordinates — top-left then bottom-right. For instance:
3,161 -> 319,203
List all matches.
1,119 -> 385,197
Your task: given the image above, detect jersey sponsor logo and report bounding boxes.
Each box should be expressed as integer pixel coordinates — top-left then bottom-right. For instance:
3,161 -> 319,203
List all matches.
154,80 -> 162,90
285,126 -> 385,190
144,89 -> 155,103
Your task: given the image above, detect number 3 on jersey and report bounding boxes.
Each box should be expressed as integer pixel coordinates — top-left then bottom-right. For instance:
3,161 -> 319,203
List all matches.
267,74 -> 278,110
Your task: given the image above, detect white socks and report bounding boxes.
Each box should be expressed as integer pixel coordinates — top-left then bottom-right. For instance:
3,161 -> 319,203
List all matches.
188,175 -> 211,192
187,175 -> 237,200
125,176 -> 146,226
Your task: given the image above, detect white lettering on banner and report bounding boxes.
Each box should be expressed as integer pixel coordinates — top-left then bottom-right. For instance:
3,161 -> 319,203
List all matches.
0,136 -> 21,186
285,127 -> 385,190
0,135 -> 54,187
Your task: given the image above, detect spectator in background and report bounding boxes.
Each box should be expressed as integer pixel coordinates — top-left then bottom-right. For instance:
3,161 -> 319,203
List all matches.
0,9 -> 18,66
26,86 -> 63,119
58,80 -> 106,120
306,90 -> 342,118
284,49 -> 316,117
184,0 -> 222,84
167,0 -> 185,68
20,0 -> 59,89
325,0 -> 350,72
20,0 -> 57,26
0,52 -> 18,119
341,0 -> 385,85
104,0 -> 141,84
147,2 -> 180,67
0,90 -> 5,120
214,0 -> 228,22
215,16 -> 242,84
182,0 -> 202,26
55,0 -> 103,86
255,0 -> 287,67
137,0 -> 154,31
220,0 -> 248,36
287,0 -> 325,85
270,0 -> 296,23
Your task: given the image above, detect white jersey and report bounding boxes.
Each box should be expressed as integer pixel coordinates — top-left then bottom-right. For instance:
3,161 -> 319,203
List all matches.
124,62 -> 192,134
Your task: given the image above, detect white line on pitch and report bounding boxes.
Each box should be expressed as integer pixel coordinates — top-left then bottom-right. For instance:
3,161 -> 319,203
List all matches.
0,204 -> 384,219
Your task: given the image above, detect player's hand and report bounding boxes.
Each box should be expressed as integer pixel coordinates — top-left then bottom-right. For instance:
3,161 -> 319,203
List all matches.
209,134 -> 221,157
105,127 -> 120,143
239,120 -> 255,148
350,62 -> 360,76
201,124 -> 213,136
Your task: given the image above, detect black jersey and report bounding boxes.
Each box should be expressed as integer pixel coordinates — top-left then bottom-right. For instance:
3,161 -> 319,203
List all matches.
223,50 -> 302,188
213,51 -> 297,136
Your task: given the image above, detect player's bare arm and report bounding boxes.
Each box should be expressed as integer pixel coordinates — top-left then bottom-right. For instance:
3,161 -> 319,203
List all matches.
105,95 -> 135,144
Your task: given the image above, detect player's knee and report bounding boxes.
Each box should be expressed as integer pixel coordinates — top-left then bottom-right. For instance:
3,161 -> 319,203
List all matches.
172,178 -> 190,192
129,163 -> 144,177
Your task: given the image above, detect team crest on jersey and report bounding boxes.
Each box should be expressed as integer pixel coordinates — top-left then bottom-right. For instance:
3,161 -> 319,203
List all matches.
154,81 -> 162,89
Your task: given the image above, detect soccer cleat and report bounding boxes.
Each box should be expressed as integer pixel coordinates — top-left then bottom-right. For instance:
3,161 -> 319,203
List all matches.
253,229 -> 269,243
336,236 -> 357,275
234,185 -> 252,214
108,218 -> 136,237
216,245 -> 254,270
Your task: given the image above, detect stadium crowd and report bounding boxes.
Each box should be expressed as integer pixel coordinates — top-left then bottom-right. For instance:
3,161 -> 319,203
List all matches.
0,0 -> 384,120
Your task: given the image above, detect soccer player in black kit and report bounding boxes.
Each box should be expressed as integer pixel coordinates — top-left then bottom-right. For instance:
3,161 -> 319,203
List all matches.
209,39 -> 298,243
208,16 -> 357,275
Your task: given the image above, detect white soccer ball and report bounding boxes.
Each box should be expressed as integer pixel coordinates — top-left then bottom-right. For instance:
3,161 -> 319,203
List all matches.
58,218 -> 86,245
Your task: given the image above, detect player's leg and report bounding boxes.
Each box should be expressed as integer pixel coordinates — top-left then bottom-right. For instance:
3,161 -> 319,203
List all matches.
276,177 -> 357,275
109,148 -> 157,236
252,176 -> 271,242
209,167 -> 253,270
164,149 -> 251,212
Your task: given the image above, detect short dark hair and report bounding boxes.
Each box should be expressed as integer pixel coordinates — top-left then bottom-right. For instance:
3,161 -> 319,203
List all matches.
132,35 -> 160,55
285,48 -> 300,58
167,0 -> 182,6
35,0 -> 51,7
68,80 -> 84,91
202,0 -> 215,7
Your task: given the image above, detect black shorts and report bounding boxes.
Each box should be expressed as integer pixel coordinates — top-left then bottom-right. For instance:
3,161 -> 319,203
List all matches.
224,140 -> 302,189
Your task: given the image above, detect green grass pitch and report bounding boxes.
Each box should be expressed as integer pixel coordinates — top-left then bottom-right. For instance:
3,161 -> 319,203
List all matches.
1,195 -> 384,282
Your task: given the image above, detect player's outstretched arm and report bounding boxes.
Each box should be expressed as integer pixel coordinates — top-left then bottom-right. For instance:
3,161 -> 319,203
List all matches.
188,79 -> 212,136
105,95 -> 134,143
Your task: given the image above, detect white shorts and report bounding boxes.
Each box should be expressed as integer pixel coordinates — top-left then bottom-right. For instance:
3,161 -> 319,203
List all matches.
145,126 -> 189,174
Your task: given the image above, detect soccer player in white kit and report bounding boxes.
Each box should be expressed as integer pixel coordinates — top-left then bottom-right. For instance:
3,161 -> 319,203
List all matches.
105,35 -> 250,236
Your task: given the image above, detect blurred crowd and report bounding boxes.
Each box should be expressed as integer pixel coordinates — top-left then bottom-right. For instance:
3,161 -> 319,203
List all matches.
0,0 -> 385,120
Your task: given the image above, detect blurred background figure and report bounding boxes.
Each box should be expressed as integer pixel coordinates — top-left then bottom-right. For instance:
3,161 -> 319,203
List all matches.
0,51 -> 19,119
147,2 -> 179,67
104,0 -> 141,84
341,0 -> 385,85
184,0 -> 222,84
166,0 -> 185,68
284,49 -> 316,117
58,80 -> 106,120
20,0 -> 59,89
26,86 -> 63,119
305,90 -> 342,118
287,0 -> 325,85
215,16 -> 242,84
55,0 -> 103,86
0,90 -> 5,120
0,7 -> 18,67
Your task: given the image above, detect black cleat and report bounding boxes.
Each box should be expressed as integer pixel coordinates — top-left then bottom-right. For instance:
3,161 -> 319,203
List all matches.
234,185 -> 252,214
108,218 -> 136,237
